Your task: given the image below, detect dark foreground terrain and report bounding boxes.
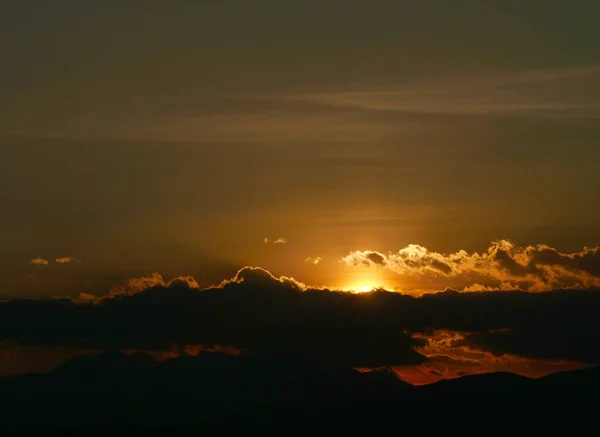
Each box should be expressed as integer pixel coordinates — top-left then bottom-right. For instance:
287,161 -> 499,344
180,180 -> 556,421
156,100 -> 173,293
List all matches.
2,351 -> 598,436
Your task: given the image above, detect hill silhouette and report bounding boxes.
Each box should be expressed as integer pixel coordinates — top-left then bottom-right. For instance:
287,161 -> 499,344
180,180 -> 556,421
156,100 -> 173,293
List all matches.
1,351 -> 598,436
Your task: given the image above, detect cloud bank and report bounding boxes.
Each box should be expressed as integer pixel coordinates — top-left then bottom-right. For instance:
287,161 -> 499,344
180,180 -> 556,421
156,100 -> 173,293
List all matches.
0,266 -> 599,374
341,240 -> 600,292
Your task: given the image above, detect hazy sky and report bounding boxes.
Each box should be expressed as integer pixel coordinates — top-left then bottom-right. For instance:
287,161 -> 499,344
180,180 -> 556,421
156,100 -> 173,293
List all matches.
2,1 -> 600,297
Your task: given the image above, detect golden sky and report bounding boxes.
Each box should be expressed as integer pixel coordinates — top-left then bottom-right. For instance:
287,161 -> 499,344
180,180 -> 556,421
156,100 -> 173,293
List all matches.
1,1 -> 599,298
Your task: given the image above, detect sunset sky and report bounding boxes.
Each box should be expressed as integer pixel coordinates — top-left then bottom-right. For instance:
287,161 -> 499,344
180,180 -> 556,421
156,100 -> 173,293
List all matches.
1,1 -> 600,388
3,1 -> 599,298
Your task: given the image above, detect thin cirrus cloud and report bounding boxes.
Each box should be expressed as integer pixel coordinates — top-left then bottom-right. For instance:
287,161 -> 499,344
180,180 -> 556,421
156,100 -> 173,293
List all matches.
109,67 -> 600,144
282,66 -> 600,118
108,110 -> 388,145
341,240 -> 600,292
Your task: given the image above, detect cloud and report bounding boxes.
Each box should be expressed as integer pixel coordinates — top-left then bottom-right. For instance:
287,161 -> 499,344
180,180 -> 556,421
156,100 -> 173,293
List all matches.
108,272 -> 200,298
215,266 -> 307,291
120,344 -> 246,362
28,257 -> 83,267
120,111 -> 389,144
284,66 -> 600,118
386,329 -> 587,385
29,258 -> 49,266
264,237 -> 287,244
462,283 -> 521,292
55,257 -> 82,264
77,293 -> 96,303
305,256 -> 322,265
1,267 -> 600,369
341,240 -> 600,292
0,267 -> 424,367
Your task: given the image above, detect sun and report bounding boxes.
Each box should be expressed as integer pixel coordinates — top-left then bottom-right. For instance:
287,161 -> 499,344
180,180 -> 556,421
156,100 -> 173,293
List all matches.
353,284 -> 375,293
342,279 -> 386,293
338,268 -> 390,293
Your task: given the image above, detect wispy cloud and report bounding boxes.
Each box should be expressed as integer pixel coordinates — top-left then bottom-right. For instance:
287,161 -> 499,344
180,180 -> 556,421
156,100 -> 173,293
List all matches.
28,257 -> 82,267
305,256 -> 322,265
264,237 -> 287,245
341,240 -> 600,292
55,257 -> 82,265
282,66 -> 600,118
118,112 -> 387,144
29,258 -> 49,267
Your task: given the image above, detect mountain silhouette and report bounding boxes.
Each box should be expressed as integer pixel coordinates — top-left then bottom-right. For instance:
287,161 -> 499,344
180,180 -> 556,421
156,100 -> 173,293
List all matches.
2,352 -> 598,436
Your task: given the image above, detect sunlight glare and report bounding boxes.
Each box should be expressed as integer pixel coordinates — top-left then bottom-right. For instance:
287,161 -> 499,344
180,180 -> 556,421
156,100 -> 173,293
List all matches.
339,267 -> 390,293
356,284 -> 375,293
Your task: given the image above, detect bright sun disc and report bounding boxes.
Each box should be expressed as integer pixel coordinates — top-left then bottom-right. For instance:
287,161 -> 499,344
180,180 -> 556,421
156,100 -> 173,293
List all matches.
343,284 -> 377,293
341,271 -> 388,293
356,285 -> 374,293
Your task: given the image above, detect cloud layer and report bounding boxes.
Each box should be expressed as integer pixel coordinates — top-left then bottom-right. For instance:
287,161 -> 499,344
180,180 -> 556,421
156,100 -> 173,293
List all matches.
1,266 -> 599,374
341,240 -> 600,292
1,267 -> 424,367
286,66 -> 600,118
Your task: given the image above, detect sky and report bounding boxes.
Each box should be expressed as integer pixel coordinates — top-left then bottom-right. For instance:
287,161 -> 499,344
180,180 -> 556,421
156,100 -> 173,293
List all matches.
1,0 -> 600,386
1,1 -> 600,293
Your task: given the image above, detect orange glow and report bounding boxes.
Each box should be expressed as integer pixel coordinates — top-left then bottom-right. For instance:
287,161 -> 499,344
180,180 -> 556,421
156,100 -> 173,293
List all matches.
355,285 -> 375,293
340,271 -> 390,293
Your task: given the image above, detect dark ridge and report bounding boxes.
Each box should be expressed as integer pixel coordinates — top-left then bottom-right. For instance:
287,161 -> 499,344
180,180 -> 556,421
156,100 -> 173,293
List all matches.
1,353 -> 599,436
420,370 -> 533,392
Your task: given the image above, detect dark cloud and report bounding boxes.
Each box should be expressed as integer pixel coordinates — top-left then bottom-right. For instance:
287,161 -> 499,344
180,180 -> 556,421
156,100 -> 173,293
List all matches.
0,268 -> 425,367
365,252 -> 386,265
459,328 -> 600,365
0,267 -> 599,368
